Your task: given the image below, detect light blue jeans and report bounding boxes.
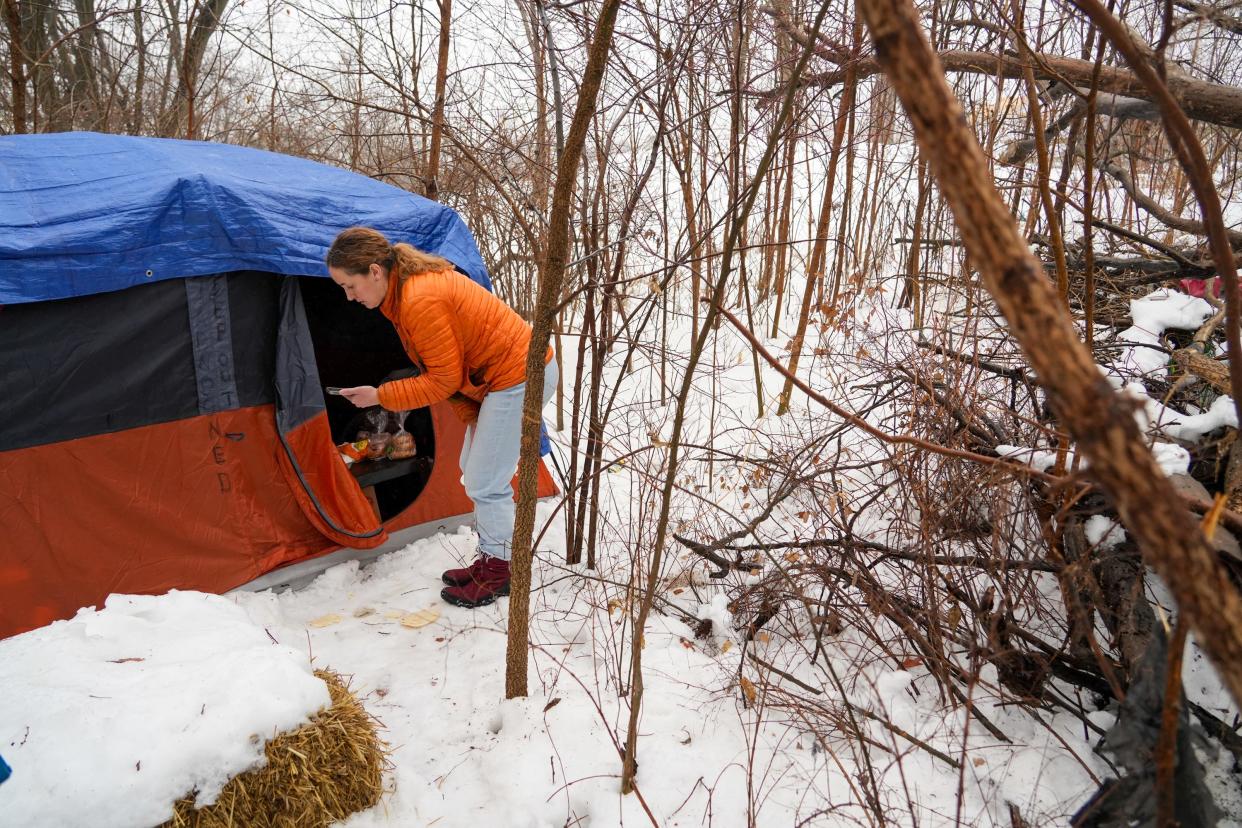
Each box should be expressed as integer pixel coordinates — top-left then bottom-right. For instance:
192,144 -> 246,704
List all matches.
459,357 -> 558,560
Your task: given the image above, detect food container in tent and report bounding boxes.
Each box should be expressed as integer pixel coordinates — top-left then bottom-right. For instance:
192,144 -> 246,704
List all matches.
366,432 -> 390,460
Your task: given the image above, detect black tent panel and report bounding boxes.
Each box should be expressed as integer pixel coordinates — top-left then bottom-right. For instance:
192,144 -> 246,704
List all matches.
0,273 -> 280,452
227,272 -> 280,409
0,279 -> 199,452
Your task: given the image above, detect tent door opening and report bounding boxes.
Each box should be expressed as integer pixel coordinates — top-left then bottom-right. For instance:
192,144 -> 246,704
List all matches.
297,276 -> 435,522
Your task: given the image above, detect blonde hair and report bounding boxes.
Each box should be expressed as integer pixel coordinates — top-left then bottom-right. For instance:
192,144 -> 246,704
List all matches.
326,226 -> 453,281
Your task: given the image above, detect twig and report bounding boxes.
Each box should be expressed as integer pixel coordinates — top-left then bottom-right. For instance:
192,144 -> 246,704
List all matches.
748,651 -> 824,695
1091,218 -> 1209,272
1155,620 -> 1189,824
846,700 -> 964,770
701,535 -> 1063,572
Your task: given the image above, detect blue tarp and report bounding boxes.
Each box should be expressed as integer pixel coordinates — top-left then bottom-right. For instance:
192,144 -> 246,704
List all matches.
0,132 -> 492,305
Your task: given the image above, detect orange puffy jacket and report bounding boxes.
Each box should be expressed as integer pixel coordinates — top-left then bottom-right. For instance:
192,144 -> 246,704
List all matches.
375,268 -> 553,423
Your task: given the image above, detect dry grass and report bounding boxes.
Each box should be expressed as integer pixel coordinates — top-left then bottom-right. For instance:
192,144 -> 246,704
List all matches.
159,669 -> 388,828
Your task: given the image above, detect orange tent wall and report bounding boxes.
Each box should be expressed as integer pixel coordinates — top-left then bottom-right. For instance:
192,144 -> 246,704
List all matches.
0,400 -> 559,638
379,399 -> 560,536
0,405 -> 331,637
277,411 -> 388,550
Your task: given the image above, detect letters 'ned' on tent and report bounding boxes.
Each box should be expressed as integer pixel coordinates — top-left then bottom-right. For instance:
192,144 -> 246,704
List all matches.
0,132 -> 557,639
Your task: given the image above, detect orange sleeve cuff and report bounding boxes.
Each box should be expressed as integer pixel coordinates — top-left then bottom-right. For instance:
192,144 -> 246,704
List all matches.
377,377 -> 448,411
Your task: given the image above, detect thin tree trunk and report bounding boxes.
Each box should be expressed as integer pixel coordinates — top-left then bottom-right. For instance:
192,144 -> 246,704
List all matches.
69,0 -> 99,128
535,0 -> 564,158
506,0 -> 622,700
567,291 -> 594,566
667,92 -> 701,345
424,0 -> 451,200
168,0 -> 229,139
132,4 -> 144,132
900,157 -> 929,317
778,28 -> 858,415
758,168 -> 777,303
769,131 -> 798,338
727,0 -> 763,416
3,0 -> 28,134
1083,34 -> 1106,349
1014,12 -> 1070,305
828,79 -> 857,299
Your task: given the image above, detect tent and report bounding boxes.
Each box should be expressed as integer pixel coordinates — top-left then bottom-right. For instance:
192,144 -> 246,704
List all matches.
0,132 -> 557,639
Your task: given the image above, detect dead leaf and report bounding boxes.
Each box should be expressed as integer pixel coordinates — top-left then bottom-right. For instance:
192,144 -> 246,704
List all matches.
721,640 -> 733,653
739,676 -> 758,704
755,632 -> 771,644
784,551 -> 801,563
901,657 -> 923,670
680,637 -> 695,649
108,657 -> 144,664
1202,492 -> 1228,539
543,697 -> 562,712
973,757 -> 985,767
797,511 -> 811,522
353,607 -> 375,618
400,608 -> 440,629
309,613 -> 343,628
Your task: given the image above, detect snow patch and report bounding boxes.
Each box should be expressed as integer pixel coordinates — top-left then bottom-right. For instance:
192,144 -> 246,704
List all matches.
996,444 -> 1072,472
0,591 -> 329,828
1084,516 -> 1125,550
1118,289 -> 1213,376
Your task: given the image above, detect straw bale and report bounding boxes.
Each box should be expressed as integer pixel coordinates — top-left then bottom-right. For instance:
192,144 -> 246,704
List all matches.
159,669 -> 388,828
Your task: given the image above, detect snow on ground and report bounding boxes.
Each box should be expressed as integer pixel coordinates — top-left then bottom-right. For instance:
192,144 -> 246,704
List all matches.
0,519 -> 1113,827
0,593 -> 329,828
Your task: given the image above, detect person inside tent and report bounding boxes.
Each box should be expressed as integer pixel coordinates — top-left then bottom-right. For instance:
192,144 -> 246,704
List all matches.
326,227 -> 556,608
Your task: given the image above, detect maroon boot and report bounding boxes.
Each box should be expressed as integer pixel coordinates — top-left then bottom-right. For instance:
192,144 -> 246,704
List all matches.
441,556 -> 483,587
441,554 -> 510,608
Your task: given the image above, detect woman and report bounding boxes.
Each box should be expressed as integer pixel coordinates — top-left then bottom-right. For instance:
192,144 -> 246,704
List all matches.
326,227 -> 556,608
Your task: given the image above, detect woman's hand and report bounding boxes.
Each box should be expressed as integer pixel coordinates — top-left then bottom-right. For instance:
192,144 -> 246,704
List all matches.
340,386 -> 380,408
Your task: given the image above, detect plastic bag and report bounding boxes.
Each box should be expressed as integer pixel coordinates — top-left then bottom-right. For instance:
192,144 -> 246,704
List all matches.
388,410 -> 415,459
366,432 -> 390,460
